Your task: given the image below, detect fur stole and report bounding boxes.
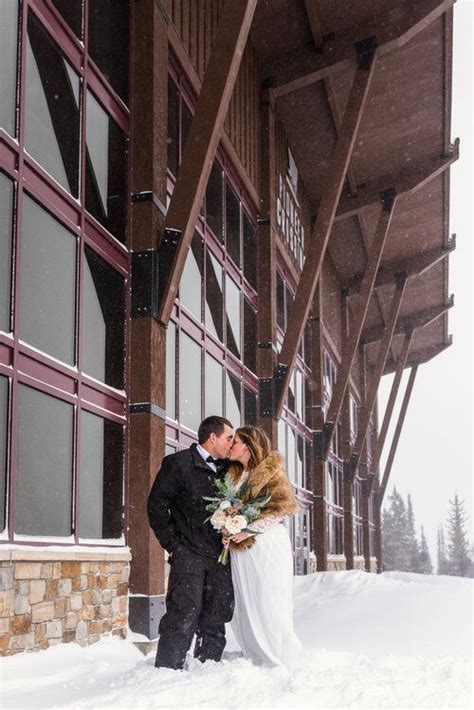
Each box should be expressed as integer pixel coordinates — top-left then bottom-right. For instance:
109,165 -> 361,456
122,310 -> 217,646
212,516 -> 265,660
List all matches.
228,451 -> 299,552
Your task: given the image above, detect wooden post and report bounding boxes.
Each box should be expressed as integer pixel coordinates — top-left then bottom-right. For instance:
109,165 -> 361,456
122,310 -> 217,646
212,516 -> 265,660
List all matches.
158,0 -> 258,325
274,49 -> 378,418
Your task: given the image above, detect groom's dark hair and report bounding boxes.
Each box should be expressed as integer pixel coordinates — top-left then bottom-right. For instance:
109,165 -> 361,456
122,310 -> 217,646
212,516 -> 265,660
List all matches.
198,416 -> 233,444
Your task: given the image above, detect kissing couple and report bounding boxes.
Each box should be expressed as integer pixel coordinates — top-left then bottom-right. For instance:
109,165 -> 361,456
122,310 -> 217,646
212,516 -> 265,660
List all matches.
148,415 -> 302,669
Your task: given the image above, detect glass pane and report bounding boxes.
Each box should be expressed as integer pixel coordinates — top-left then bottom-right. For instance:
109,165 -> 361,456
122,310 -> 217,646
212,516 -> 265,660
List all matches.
286,286 -> 294,325
20,195 -> 76,365
179,332 -> 202,431
180,233 -> 203,321
51,0 -> 83,38
225,372 -> 241,427
296,369 -> 304,420
205,250 -> 223,341
0,0 -> 18,136
287,369 -> 296,413
166,323 -> 176,420
243,212 -> 257,289
244,388 -> 257,426
0,376 -> 8,533
287,426 -> 296,483
278,418 -> 286,466
243,299 -> 257,372
79,410 -> 123,539
85,90 -> 127,242
297,435 -> 304,488
277,272 -> 285,330
88,0 -> 129,102
16,385 -> 73,536
25,11 -> 80,197
226,183 -> 241,267
0,174 -> 14,333
167,77 -> 179,176
205,354 -> 223,417
83,246 -> 125,389
304,322 -> 312,365
206,162 -> 223,242
226,277 -> 241,359
181,100 -> 193,159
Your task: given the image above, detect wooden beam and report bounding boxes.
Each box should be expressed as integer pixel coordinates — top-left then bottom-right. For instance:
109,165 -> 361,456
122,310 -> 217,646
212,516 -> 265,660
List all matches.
274,52 -> 378,419
321,193 -> 398,458
344,237 -> 456,295
268,0 -> 455,97
303,0 -> 325,48
383,337 -> 452,375
347,275 -> 408,481
377,365 -> 419,503
335,143 -> 459,222
158,0 -> 257,325
364,330 -> 413,496
361,298 -> 454,345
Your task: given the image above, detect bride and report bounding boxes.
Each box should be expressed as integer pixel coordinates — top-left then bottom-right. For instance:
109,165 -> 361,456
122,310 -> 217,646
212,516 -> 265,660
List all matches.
226,426 -> 302,667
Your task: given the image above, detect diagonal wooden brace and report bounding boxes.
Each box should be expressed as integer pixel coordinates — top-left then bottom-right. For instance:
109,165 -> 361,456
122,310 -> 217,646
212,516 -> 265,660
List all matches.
345,273 -> 408,483
274,45 -> 378,419
157,0 -> 258,325
362,329 -> 413,496
376,365 -> 419,505
320,188 -> 398,459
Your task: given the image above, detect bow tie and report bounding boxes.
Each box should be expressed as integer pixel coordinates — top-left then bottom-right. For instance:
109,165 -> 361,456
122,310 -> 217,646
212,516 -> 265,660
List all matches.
206,455 -> 217,465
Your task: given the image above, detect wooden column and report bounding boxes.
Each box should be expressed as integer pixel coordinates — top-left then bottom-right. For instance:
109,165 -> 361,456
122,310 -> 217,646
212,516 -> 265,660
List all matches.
311,284 -> 328,570
342,392 -> 354,570
378,365 -> 419,501
159,0 -> 258,325
257,88 -> 278,445
128,0 -> 169,599
275,48 -> 378,417
373,486 -> 383,573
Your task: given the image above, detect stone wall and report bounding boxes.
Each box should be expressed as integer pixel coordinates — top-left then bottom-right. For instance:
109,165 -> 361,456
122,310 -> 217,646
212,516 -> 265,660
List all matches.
0,548 -> 131,656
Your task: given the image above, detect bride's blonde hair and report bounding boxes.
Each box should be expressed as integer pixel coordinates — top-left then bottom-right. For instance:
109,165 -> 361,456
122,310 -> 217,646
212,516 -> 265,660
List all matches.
235,426 -> 271,471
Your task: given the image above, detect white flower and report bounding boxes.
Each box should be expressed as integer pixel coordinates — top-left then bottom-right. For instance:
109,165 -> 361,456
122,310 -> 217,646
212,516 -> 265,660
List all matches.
210,509 -> 227,530
225,515 -> 248,535
219,500 -> 231,510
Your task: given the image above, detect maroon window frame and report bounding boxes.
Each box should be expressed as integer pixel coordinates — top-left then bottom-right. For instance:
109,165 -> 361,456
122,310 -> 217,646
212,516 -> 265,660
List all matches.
0,0 -> 132,546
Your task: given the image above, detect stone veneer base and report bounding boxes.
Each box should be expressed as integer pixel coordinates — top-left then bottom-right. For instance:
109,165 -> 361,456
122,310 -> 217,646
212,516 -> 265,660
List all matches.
0,547 -> 131,656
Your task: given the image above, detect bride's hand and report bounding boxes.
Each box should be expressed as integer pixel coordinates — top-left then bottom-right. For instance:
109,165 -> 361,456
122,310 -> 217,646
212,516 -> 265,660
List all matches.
230,532 -> 251,544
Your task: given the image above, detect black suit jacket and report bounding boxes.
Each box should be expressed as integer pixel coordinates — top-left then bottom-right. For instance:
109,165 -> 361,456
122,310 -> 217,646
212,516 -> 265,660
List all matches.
147,444 -> 228,559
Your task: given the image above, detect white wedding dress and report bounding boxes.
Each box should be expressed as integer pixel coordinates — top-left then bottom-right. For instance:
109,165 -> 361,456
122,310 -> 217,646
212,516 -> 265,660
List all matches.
230,472 -> 303,667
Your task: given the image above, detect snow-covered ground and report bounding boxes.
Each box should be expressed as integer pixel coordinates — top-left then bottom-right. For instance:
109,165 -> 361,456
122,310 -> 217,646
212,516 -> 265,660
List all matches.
1,571 -> 472,709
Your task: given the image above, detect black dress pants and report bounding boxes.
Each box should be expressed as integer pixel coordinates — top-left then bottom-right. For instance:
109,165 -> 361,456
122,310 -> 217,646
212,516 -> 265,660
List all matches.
155,546 -> 234,669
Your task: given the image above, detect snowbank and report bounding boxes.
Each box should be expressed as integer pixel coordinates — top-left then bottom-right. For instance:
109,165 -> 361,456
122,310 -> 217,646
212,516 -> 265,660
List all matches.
1,571 -> 471,709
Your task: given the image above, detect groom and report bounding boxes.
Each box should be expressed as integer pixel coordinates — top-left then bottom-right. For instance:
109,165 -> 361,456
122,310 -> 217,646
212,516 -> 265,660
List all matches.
148,415 -> 235,669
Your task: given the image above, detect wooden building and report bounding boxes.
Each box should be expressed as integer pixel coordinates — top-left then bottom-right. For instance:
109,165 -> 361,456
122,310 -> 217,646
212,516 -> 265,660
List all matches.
0,0 -> 455,653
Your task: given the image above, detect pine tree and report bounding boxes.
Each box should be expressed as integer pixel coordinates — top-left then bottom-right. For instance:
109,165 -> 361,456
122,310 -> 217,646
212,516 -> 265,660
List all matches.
437,525 -> 449,575
418,526 -> 433,574
382,486 -> 410,571
406,494 -> 421,572
446,494 -> 471,577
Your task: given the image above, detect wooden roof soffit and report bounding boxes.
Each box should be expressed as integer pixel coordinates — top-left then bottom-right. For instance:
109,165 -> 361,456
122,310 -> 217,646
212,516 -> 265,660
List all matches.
272,47 -> 379,421
376,365 -> 419,505
383,337 -> 452,375
316,191 -> 399,459
336,139 -> 459,222
360,296 -> 454,345
344,235 -> 456,295
344,275 -> 408,483
267,0 -> 456,98
157,0 -> 258,326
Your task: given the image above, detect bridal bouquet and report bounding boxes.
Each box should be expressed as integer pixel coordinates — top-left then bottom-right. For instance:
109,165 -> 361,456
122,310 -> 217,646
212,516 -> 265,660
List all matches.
204,472 -> 271,564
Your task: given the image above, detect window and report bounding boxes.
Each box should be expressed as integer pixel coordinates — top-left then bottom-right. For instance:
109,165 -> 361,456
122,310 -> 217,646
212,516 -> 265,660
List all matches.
205,250 -> 224,341
25,11 -> 81,196
243,299 -> 257,373
20,195 -> 77,366
205,162 -> 224,241
226,183 -> 241,267
166,324 -> 177,420
16,385 -> 74,537
243,212 -> 257,289
85,91 -> 128,242
51,1 -> 83,38
205,354 -> 223,416
167,77 -> 179,176
0,376 -> 8,533
79,411 -> 123,539
226,372 -> 241,427
0,174 -> 14,334
0,0 -> 19,136
88,1 -> 129,101
179,333 -> 202,431
226,277 -> 241,359
82,246 -> 125,389
180,233 -> 203,322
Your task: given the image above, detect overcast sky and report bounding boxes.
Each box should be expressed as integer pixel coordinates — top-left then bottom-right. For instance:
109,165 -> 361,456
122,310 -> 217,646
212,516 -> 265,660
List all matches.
378,0 -> 473,558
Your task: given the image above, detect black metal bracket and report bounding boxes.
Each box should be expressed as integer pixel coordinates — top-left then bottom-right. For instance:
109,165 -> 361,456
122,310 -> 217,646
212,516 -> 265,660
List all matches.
131,228 -> 181,319
257,218 -> 271,226
128,594 -> 166,641
380,186 -> 397,212
130,402 -> 167,420
157,227 -> 181,308
354,36 -> 378,71
131,190 -> 167,218
395,270 -> 408,289
258,363 -> 289,418
313,420 -> 333,460
343,455 -> 357,483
